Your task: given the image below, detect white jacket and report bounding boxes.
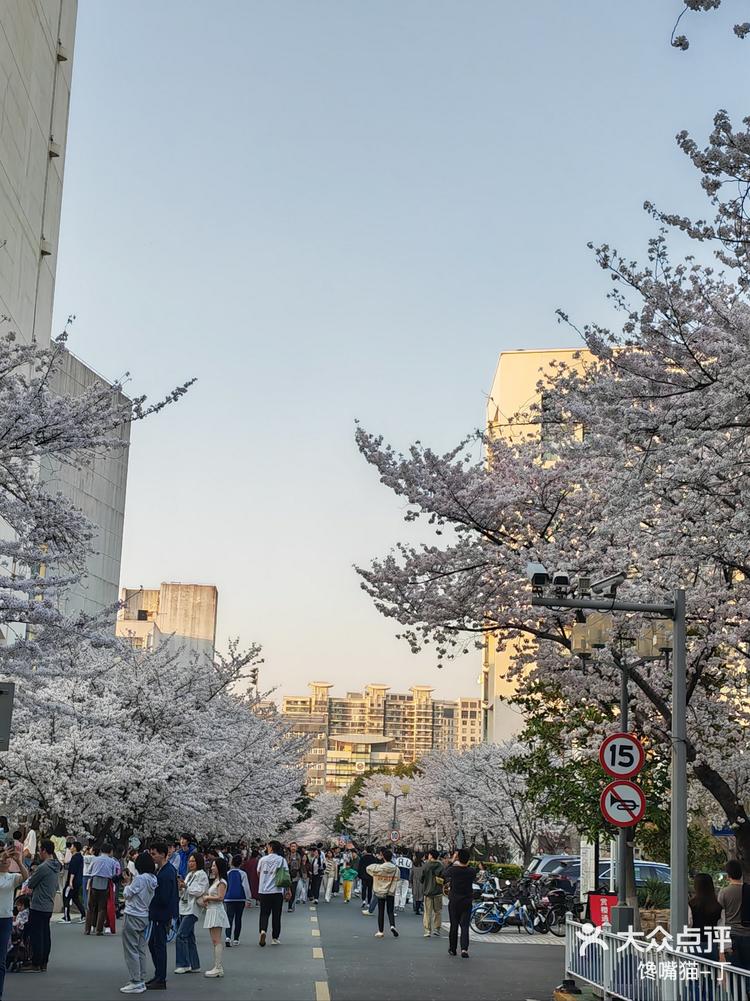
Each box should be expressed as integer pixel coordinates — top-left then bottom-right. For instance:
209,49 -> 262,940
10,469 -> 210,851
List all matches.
179,869 -> 209,917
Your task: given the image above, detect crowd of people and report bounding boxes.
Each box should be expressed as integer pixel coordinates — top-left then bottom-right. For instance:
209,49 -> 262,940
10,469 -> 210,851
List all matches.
0,820 -> 480,998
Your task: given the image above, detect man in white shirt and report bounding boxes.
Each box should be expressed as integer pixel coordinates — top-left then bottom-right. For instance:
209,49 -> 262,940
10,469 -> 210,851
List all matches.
85,844 -> 120,936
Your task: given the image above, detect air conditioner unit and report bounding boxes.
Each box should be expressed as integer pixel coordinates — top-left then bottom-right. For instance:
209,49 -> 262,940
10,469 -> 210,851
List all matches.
39,238 -> 52,257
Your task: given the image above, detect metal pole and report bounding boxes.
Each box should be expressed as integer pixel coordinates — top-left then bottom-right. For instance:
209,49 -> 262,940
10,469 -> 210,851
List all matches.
670,588 -> 688,934
457,804 -> 464,850
367,810 -> 371,841
610,660 -> 634,932
392,795 -> 398,829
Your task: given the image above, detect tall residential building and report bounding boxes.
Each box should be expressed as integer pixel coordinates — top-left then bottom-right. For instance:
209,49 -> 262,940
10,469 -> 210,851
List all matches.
0,0 -> 77,347
282,682 -> 482,792
117,583 -> 219,657
481,348 -> 589,743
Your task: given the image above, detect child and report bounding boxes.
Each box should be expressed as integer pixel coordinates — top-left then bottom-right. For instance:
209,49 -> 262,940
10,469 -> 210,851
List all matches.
340,863 -> 358,903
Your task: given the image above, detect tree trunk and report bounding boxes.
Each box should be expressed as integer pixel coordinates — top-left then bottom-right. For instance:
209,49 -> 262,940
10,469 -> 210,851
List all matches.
692,759 -> 750,876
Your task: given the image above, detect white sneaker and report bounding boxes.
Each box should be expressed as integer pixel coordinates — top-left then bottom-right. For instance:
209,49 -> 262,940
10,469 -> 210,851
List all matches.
423,932 -> 431,937
204,967 -> 224,978
58,917 -> 71,924
271,939 -> 280,945
174,967 -> 190,974
120,984 -> 146,995
432,930 -> 441,937
375,931 -> 384,937
232,939 -> 239,946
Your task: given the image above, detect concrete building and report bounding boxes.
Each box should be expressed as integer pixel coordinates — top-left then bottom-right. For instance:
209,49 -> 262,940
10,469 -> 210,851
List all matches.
40,351 -> 130,619
117,582 -> 218,657
282,682 -> 482,792
0,2 -> 132,632
0,0 -> 77,347
481,348 -> 589,743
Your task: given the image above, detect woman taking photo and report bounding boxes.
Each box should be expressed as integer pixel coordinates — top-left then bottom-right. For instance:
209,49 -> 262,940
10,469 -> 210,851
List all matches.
199,858 -> 228,978
174,852 -> 208,975
443,848 -> 476,959
119,851 -> 157,995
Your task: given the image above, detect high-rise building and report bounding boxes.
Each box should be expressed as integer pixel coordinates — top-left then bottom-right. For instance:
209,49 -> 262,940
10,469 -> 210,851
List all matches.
481,348 -> 589,743
41,351 -> 131,619
117,582 -> 219,658
0,0 -> 77,347
0,2 -> 132,631
282,682 -> 482,792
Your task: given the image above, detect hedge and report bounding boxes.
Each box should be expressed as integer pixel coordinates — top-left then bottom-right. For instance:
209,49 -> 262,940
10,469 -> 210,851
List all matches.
470,861 -> 523,880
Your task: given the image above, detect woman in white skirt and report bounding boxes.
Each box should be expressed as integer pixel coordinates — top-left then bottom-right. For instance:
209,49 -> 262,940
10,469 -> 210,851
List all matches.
199,857 -> 228,978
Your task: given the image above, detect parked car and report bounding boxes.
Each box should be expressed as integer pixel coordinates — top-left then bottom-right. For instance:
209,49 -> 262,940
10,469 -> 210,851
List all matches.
524,854 -> 578,880
547,858 -> 671,892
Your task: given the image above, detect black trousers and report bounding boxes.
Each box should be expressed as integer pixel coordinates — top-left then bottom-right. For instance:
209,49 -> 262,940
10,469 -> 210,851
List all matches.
377,895 -> 395,932
28,909 -> 52,968
259,893 -> 283,940
64,882 -> 85,920
448,897 -> 472,953
288,879 -> 298,910
310,874 -> 322,901
148,919 -> 168,984
360,876 -> 373,905
225,900 -> 245,940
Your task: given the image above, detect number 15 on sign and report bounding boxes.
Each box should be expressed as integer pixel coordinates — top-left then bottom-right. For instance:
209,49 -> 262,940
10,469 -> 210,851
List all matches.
599,732 -> 645,779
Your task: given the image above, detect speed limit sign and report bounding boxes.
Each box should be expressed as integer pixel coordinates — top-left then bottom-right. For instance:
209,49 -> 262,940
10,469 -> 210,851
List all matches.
599,732 -> 645,779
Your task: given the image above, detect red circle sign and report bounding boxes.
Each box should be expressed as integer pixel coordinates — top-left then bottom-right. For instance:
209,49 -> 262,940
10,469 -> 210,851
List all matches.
600,780 -> 646,827
599,732 -> 645,779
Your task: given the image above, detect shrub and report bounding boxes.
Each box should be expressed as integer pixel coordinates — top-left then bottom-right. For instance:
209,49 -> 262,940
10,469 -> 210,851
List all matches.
471,861 -> 523,880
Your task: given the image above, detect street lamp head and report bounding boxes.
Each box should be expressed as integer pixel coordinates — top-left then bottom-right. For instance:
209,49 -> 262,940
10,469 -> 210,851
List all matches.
382,783 -> 392,796
401,782 -> 411,796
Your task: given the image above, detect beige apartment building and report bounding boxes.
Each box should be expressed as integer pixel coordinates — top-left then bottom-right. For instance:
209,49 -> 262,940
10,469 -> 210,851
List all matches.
482,348 -> 589,743
283,682 -> 482,792
117,582 -> 218,657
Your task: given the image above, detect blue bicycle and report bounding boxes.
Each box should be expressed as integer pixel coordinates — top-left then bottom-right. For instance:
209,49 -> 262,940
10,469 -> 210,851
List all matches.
470,890 -> 536,935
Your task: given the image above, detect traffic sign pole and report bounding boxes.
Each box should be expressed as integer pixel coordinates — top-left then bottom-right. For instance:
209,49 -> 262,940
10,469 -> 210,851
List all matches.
612,665 -> 633,933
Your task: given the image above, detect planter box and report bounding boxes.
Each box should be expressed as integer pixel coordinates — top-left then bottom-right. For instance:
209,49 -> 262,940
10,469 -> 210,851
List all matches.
639,907 -> 670,934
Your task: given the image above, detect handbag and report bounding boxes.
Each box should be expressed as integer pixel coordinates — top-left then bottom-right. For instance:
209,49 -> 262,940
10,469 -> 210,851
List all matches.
275,865 -> 291,890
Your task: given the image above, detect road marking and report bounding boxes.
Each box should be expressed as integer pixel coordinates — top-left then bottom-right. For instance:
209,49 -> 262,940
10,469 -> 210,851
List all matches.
315,983 -> 330,1001
312,928 -> 320,937
313,946 -> 324,958
311,915 -> 318,923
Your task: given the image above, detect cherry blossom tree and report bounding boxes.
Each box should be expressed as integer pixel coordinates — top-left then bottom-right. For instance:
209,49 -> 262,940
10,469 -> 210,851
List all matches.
349,744 -> 564,861
286,792 -> 344,845
0,635 -> 305,845
356,72 -> 750,869
0,326 -> 192,644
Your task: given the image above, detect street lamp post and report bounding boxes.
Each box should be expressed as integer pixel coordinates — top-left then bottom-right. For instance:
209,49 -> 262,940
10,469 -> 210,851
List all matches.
382,782 -> 410,830
531,585 -> 687,934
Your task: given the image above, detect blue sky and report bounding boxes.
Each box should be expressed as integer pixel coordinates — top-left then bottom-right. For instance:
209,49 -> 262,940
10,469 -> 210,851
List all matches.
53,0 -> 747,700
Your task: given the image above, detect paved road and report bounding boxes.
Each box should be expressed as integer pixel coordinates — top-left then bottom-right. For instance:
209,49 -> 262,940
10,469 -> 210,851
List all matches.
3,898 -> 564,1001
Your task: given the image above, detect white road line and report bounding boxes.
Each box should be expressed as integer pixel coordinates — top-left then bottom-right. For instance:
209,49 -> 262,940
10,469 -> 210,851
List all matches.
315,982 -> 331,1001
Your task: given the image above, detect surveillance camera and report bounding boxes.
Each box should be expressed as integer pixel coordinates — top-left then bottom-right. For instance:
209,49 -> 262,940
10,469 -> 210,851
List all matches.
526,561 -> 549,593
591,571 -> 626,595
551,572 -> 571,594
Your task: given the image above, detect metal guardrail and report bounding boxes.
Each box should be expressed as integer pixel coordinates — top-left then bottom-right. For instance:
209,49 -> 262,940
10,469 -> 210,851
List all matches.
564,916 -> 750,1000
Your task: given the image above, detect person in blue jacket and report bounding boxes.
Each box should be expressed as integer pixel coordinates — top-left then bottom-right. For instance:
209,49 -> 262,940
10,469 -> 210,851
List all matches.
146,842 -> 179,991
173,835 -> 197,880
